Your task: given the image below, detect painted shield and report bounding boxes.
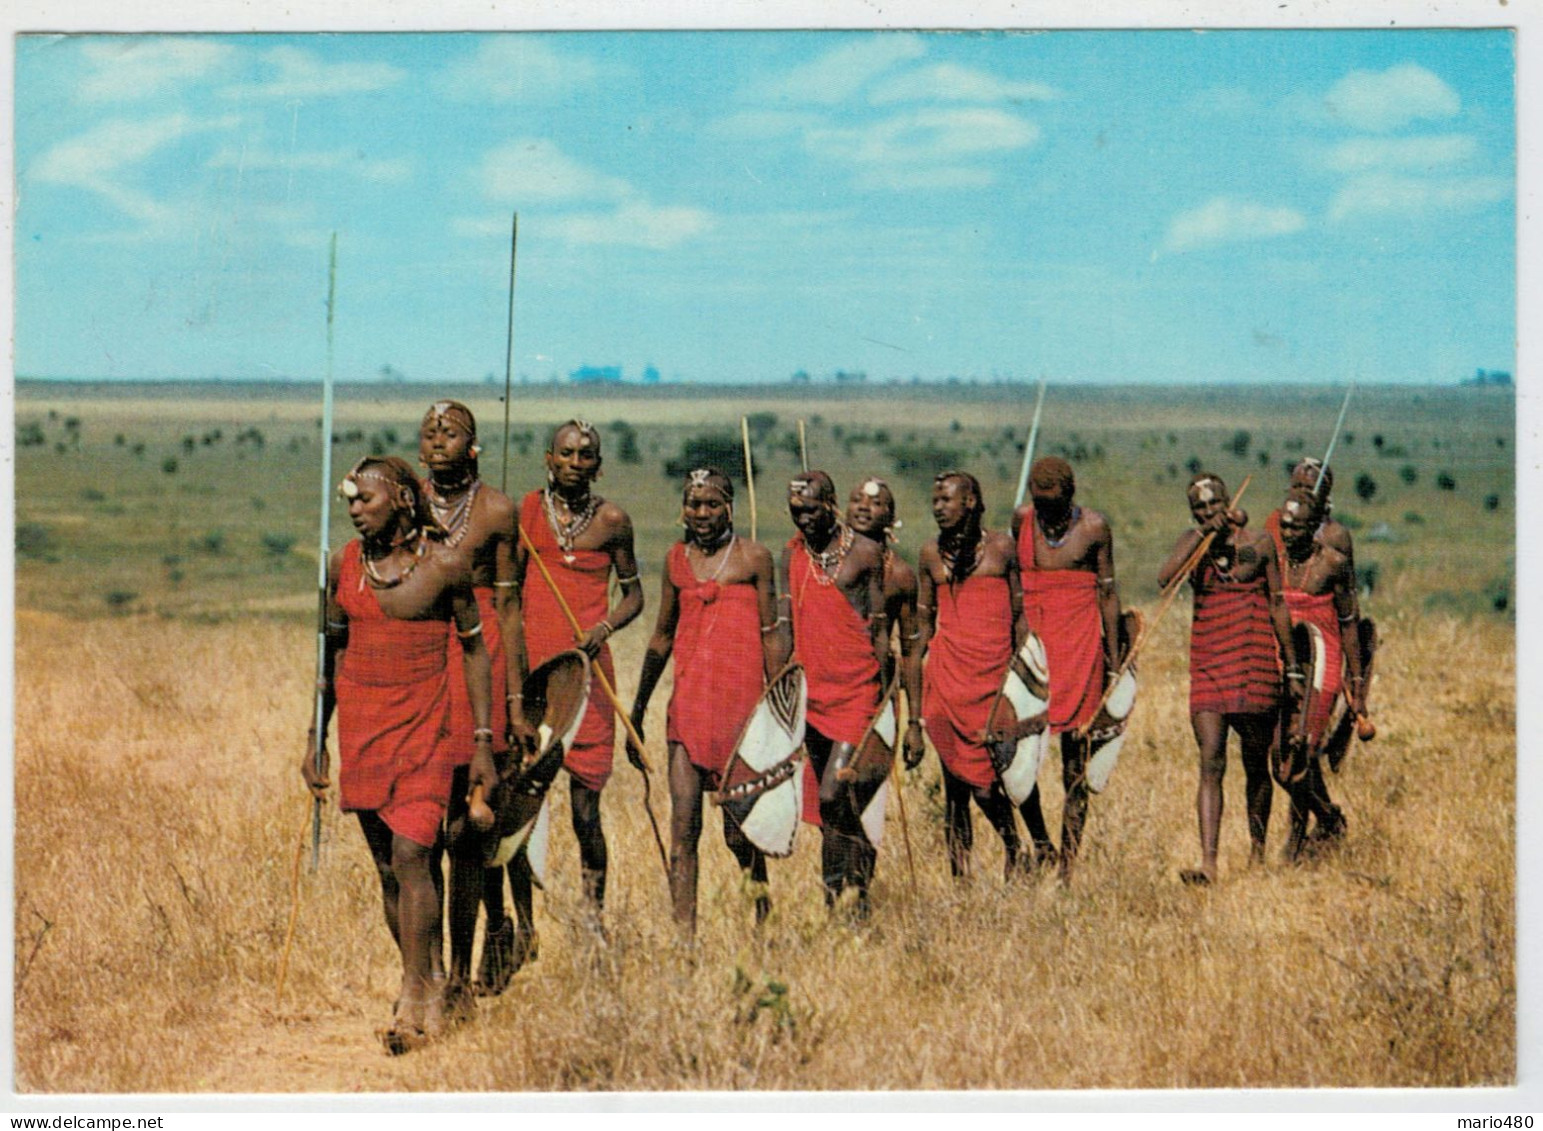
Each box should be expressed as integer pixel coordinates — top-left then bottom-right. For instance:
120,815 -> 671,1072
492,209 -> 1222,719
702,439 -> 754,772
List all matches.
716,663 -> 808,858
484,649 -> 591,871
1324,616 -> 1377,773
840,684 -> 897,849
1273,621 -> 1324,787
987,632 -> 1051,806
1086,607 -> 1144,794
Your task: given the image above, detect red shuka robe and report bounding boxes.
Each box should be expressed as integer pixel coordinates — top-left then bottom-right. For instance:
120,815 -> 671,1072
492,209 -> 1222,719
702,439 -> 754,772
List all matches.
520,490 -> 616,792
665,541 -> 764,783
446,586 -> 508,761
923,574 -> 1014,789
1188,557 -> 1281,715
334,540 -> 457,848
787,534 -> 882,748
1284,588 -> 1344,748
1017,512 -> 1105,734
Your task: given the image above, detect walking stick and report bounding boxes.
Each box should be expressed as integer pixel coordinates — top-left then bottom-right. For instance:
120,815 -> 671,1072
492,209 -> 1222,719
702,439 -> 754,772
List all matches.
741,416 -> 758,541
1012,380 -> 1048,509
310,233 -> 338,872
500,212 -> 519,496
890,726 -> 918,895
515,521 -> 671,881
1074,475 -> 1254,738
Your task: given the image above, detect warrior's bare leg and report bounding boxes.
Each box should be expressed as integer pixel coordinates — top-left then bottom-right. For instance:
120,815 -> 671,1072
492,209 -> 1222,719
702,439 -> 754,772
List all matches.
721,812 -> 771,926
570,778 -> 608,915
973,784 -> 1021,879
941,766 -> 976,878
813,731 -> 870,911
1183,711 -> 1228,884
1304,757 -> 1345,839
360,812 -> 440,1038
441,768 -> 479,991
1235,713 -> 1275,865
359,812 -> 403,946
1017,785 -> 1057,867
1058,733 -> 1091,883
667,742 -> 705,935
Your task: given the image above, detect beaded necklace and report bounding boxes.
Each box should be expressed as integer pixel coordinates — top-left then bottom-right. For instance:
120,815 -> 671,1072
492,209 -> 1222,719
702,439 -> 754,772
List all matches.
803,523 -> 853,587
426,478 -> 481,548
543,487 -> 602,565
361,531 -> 428,590
1037,505 -> 1081,549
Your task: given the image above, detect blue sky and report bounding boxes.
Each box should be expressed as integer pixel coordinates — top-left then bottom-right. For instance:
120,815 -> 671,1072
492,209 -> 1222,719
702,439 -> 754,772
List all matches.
13,29 -> 1516,385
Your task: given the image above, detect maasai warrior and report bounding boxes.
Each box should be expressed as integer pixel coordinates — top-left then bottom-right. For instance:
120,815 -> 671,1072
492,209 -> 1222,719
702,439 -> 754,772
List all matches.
797,476 -> 920,827
1263,459 -> 1357,563
1011,456 -> 1121,882
906,472 -> 1025,878
627,468 -> 788,935
846,477 -> 919,687
777,471 -> 888,916
301,455 -> 497,1053
1273,487 -> 1364,860
1158,472 -> 1298,885
413,401 -> 531,1001
506,420 -> 643,928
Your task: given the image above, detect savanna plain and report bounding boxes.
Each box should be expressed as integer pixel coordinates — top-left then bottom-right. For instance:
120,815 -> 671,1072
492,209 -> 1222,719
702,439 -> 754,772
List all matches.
11,381 -> 1515,1093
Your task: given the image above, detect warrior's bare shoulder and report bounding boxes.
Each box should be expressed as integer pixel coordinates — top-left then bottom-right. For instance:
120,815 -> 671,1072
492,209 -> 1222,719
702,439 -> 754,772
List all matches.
595,499 -> 635,543
476,485 -> 517,527
886,550 -> 918,595
847,531 -> 885,572
740,537 -> 776,577
1079,507 -> 1114,544
1320,519 -> 1354,557
1233,526 -> 1277,559
984,529 -> 1018,559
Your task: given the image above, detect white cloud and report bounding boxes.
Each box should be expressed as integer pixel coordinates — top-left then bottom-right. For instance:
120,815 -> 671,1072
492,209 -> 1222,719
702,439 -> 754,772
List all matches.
478,138 -> 631,204
1328,173 -> 1512,222
29,112 -> 238,235
1320,63 -> 1460,133
206,145 -> 411,183
751,35 -> 926,105
1185,85 -> 1260,118
1318,134 -> 1477,174
439,37 -> 604,102
547,201 -> 714,250
807,107 -> 1039,189
868,63 -> 1058,106
217,45 -> 403,101
1162,197 -> 1306,253
78,38 -> 234,102
704,109 -> 820,142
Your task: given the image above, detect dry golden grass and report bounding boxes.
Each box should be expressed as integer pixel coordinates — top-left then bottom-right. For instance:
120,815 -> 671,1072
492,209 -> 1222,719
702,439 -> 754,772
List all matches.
13,604 -> 1514,1093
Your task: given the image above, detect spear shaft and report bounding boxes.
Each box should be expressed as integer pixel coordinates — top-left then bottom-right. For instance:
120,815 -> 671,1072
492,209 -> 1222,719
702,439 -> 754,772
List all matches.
1315,384 -> 1355,498
741,416 -> 758,541
1013,380 -> 1048,508
310,233 -> 338,871
501,213 -> 519,495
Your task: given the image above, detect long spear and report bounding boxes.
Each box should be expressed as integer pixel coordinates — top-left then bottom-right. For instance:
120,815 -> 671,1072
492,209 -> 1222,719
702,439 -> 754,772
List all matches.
1012,380 -> 1049,508
515,521 -> 671,881
1074,474 -> 1254,738
741,416 -> 758,540
797,420 -> 809,472
1314,383 -> 1355,497
500,212 -> 519,495
310,232 -> 338,871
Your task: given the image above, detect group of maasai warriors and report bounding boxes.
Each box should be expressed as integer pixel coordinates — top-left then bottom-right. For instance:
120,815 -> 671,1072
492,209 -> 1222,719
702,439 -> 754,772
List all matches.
301,402 -> 1373,1054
